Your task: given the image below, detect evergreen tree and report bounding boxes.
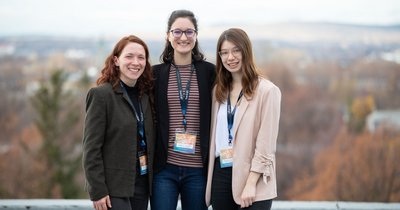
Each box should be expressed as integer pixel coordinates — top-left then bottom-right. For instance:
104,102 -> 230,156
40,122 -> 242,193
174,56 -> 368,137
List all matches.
31,69 -> 82,198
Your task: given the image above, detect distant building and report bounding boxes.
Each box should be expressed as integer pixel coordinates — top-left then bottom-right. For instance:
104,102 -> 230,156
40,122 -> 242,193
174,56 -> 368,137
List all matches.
0,43 -> 15,56
381,48 -> 400,64
366,110 -> 400,132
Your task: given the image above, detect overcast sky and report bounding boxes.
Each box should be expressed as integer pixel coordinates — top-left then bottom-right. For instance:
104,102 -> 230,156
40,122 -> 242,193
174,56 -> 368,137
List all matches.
1,0 -> 399,39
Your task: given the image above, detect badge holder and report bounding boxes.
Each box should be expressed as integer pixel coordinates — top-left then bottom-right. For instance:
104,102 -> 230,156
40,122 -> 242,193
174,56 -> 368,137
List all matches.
138,151 -> 148,175
173,128 -> 197,154
220,147 -> 233,168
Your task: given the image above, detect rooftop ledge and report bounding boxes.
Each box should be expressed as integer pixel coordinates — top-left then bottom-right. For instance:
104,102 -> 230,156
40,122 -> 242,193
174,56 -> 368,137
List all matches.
0,200 -> 399,210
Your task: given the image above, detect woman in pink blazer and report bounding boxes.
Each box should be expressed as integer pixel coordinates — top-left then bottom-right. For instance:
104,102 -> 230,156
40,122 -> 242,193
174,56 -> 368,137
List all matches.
205,28 -> 281,210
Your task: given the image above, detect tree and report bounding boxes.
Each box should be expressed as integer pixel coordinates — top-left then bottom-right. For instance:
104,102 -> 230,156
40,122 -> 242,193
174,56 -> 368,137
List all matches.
287,127 -> 400,201
348,95 -> 375,133
30,69 -> 83,198
262,62 -> 343,199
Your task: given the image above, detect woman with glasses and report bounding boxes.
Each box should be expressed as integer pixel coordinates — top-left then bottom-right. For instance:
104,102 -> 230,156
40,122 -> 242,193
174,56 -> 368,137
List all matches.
150,9 -> 215,210
205,28 -> 281,210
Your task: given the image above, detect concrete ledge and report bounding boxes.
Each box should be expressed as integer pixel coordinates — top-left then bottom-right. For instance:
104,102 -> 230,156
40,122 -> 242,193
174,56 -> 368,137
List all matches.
274,201 -> 400,210
0,199 -> 93,210
0,200 -> 399,210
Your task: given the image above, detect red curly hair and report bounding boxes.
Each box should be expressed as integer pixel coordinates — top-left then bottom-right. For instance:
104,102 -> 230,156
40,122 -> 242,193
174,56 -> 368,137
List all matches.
96,35 -> 153,97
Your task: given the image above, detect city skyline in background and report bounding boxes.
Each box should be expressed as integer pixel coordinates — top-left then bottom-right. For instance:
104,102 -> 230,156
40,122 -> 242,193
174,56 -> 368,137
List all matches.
1,0 -> 400,39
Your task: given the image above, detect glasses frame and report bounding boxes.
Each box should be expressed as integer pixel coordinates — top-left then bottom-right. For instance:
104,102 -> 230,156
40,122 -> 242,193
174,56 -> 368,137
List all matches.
169,29 -> 197,38
218,47 -> 241,60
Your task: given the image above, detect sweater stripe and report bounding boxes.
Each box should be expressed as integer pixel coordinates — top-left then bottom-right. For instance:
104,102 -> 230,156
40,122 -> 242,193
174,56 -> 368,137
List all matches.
167,64 -> 202,167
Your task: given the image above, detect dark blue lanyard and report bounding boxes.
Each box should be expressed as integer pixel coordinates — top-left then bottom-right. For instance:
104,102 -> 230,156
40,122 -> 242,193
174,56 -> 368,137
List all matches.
174,64 -> 195,131
227,90 -> 243,145
120,82 -> 146,150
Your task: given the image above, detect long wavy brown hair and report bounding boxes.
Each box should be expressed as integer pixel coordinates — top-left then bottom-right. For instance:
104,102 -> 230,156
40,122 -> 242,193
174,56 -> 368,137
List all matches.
215,28 -> 260,103
96,35 -> 153,97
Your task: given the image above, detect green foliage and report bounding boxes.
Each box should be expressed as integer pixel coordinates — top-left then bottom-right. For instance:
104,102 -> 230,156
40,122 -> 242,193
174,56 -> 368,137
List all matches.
30,69 -> 82,198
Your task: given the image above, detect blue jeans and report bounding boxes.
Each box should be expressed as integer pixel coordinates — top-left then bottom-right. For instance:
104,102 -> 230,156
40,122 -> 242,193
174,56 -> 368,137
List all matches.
150,164 -> 207,210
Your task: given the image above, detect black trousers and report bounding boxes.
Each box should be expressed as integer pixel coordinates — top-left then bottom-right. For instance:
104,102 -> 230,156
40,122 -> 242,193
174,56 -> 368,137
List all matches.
211,157 -> 272,210
109,174 -> 149,210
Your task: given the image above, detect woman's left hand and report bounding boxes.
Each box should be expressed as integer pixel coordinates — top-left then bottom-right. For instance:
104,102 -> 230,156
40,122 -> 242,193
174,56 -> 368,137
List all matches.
240,171 -> 260,208
240,183 -> 256,208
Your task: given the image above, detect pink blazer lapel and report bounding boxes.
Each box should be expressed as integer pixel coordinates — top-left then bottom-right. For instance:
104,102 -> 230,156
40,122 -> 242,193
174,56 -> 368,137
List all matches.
232,97 -> 249,139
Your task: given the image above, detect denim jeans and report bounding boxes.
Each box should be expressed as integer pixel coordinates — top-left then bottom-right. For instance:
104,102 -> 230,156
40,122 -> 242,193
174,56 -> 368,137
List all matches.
150,164 -> 207,210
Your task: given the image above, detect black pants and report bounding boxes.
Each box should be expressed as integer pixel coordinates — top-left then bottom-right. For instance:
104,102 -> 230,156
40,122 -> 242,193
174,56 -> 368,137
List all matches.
211,157 -> 272,210
109,174 -> 149,210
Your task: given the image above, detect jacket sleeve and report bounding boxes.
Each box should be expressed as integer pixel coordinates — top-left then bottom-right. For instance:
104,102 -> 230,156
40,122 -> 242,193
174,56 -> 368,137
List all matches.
82,87 -> 108,200
250,84 -> 281,184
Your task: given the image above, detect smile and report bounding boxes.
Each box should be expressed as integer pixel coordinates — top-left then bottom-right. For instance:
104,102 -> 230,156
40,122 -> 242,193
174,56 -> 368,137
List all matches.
128,68 -> 141,72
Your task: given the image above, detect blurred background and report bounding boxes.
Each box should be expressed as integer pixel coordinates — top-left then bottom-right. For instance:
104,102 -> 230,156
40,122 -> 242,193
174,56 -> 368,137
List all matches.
0,0 -> 399,201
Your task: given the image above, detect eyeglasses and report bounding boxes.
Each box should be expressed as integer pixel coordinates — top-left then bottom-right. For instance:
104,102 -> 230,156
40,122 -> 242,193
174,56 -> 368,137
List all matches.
218,47 -> 241,60
169,29 -> 197,38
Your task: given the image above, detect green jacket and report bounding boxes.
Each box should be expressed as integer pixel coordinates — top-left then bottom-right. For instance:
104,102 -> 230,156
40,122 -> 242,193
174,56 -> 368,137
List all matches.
82,82 -> 155,201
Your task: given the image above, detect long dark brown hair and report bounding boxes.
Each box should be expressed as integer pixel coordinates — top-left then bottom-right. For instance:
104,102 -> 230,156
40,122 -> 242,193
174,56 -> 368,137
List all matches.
160,9 -> 204,63
96,35 -> 153,97
215,28 -> 260,103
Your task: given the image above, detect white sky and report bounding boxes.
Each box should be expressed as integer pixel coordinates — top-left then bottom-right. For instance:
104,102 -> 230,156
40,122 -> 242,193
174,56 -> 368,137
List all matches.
1,0 -> 399,39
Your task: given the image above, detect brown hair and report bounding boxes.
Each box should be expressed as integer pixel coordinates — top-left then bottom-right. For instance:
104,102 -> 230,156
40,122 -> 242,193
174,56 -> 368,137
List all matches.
215,28 -> 260,103
96,35 -> 153,96
160,9 -> 204,63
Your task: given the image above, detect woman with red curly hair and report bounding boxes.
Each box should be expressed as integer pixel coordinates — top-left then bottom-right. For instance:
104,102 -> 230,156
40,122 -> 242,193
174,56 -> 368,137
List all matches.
83,35 -> 155,210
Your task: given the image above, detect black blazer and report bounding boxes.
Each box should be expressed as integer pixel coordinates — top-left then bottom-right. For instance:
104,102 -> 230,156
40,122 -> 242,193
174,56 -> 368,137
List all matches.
82,83 -> 155,201
153,60 -> 215,173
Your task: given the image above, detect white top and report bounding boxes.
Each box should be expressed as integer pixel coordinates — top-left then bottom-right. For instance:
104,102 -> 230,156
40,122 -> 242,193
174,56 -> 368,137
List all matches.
215,101 -> 239,157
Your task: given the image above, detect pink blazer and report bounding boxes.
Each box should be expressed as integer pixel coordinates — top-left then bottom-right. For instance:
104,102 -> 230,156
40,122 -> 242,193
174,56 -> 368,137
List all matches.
205,77 -> 281,206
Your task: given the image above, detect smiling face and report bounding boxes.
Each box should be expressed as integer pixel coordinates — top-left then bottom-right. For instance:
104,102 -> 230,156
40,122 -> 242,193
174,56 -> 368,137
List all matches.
219,40 -> 243,75
114,42 -> 146,86
168,17 -> 197,57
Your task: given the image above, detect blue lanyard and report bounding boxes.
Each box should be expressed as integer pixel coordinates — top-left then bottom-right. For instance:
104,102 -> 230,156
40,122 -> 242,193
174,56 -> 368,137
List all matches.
120,81 -> 146,150
174,64 -> 195,131
227,90 -> 243,145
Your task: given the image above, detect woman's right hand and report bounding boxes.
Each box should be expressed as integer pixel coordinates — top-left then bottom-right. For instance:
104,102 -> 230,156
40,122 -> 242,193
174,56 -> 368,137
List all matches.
93,195 -> 111,210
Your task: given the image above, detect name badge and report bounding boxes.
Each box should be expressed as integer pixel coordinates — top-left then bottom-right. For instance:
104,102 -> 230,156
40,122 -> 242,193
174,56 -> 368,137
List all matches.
138,151 -> 148,175
174,128 -> 197,154
220,147 -> 233,168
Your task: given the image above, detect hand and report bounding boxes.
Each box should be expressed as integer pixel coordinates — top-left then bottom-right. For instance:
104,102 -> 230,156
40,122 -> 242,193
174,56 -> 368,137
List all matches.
240,183 -> 256,208
93,195 -> 111,210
